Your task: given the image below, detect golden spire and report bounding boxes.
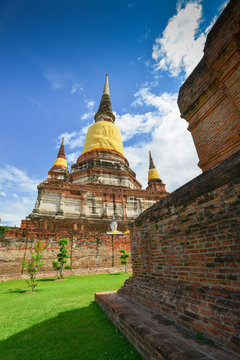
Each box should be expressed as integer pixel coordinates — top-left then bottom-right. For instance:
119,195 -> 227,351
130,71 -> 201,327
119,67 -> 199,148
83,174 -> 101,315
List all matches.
81,75 -> 124,156
148,151 -> 161,182
51,138 -> 68,169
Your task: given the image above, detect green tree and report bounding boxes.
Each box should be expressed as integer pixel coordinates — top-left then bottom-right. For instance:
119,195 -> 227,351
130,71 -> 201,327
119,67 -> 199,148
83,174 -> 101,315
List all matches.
22,241 -> 49,292
52,238 -> 71,279
120,249 -> 130,273
0,225 -> 9,235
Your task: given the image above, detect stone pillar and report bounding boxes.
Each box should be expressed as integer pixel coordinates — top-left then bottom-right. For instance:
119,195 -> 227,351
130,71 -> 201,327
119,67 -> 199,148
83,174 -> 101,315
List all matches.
56,194 -> 64,216
122,196 -> 127,220
81,196 -> 86,217
32,189 -> 42,214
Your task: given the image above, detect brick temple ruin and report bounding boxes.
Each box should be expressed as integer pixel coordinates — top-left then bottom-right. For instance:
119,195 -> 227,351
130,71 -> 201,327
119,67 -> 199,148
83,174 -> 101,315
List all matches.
95,0 -> 240,359
0,75 -> 169,279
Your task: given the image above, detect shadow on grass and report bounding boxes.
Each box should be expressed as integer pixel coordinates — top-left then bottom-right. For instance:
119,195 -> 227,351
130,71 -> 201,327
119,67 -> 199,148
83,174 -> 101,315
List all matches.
0,301 -> 143,360
7,288 -> 42,294
109,273 -> 131,276
108,272 -> 122,276
37,278 -> 56,282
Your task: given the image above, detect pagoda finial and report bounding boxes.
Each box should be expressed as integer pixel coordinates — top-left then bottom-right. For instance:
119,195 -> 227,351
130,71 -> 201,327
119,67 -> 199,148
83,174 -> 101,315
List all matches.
58,138 -> 66,159
147,151 -> 163,190
103,74 -> 110,95
51,138 -> 68,170
94,74 -> 115,123
149,151 -> 155,169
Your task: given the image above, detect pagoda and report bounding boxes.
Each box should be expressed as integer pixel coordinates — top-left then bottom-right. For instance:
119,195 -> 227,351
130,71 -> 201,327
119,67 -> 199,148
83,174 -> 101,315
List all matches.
28,75 -> 169,231
146,151 -> 163,190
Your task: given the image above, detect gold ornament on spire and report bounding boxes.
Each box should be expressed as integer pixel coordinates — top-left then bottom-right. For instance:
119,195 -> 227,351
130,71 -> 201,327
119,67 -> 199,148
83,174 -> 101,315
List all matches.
148,151 -> 160,182
82,74 -> 124,156
52,138 -> 68,169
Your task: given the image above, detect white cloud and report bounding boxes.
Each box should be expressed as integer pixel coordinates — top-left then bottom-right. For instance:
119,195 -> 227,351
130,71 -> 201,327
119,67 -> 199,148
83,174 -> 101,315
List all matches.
71,83 -> 83,94
116,89 -> 178,143
218,0 -> 229,12
81,112 -> 94,120
58,131 -> 86,150
78,99 -> 96,121
0,191 -> 6,196
58,131 -> 78,144
0,165 -> 40,226
132,88 -> 177,112
119,88 -> 201,191
152,1 -> 206,77
0,197 -> 35,227
116,111 -> 160,142
205,15 -> 217,35
85,99 -> 95,109
66,152 -> 80,164
0,165 -> 40,193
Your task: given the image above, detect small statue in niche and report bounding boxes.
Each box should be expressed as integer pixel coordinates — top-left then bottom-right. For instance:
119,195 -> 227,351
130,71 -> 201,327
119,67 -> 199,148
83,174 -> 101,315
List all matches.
107,216 -> 122,234
110,216 -> 117,232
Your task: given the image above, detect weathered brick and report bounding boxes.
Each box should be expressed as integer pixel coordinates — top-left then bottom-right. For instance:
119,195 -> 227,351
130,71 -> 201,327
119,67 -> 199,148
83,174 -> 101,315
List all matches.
0,227 -> 131,278
120,150 -> 240,355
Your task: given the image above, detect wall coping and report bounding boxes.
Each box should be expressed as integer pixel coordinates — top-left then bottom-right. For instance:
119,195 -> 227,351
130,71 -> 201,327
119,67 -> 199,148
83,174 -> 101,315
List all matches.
136,150 -> 240,224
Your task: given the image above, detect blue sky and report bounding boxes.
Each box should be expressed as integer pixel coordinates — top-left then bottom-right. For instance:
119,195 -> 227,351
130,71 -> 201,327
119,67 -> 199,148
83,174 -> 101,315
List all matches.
0,0 -> 228,226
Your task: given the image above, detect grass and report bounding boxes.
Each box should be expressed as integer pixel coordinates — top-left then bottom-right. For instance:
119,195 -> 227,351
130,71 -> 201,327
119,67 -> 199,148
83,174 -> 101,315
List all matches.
0,273 -> 143,360
195,332 -> 213,344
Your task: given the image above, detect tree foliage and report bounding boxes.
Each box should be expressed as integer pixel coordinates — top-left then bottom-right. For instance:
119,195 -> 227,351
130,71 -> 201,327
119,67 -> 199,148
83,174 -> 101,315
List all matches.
22,241 -> 49,292
0,226 -> 10,235
120,249 -> 130,273
52,238 -> 71,279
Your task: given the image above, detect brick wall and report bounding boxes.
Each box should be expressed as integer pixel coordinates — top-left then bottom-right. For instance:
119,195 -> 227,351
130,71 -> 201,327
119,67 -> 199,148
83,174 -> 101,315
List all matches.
120,151 -> 240,355
0,227 -> 131,279
178,0 -> 240,172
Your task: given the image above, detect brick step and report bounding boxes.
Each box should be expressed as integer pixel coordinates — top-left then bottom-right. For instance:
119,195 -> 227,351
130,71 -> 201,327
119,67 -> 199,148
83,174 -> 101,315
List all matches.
95,291 -> 239,360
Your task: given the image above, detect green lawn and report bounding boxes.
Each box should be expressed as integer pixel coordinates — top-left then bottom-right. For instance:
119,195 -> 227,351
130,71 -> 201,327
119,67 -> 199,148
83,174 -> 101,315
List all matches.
0,273 -> 143,360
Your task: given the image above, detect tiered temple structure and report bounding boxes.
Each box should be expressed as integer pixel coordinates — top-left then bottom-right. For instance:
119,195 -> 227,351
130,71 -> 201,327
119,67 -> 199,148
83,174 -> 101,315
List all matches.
28,75 -> 168,231
0,75 -> 169,280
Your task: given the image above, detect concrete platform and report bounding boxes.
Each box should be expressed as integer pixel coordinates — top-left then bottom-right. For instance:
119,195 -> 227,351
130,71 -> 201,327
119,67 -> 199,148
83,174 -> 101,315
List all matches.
95,291 -> 239,360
